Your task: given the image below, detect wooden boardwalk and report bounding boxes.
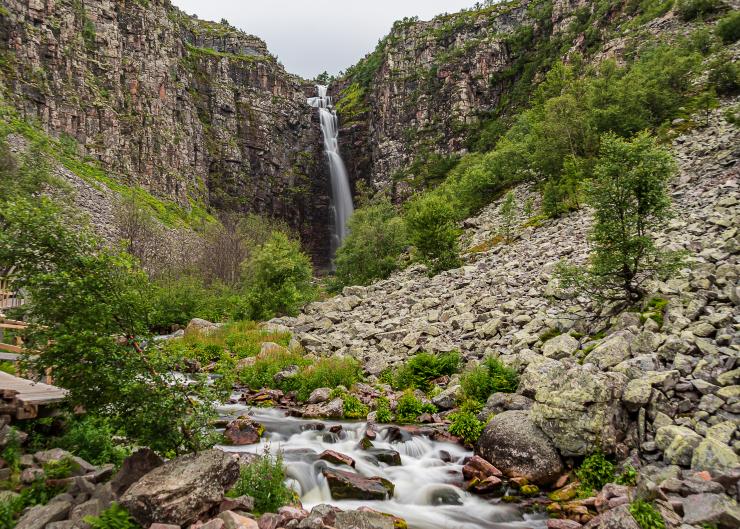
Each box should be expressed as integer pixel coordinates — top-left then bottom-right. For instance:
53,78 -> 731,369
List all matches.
0,371 -> 68,419
0,315 -> 69,419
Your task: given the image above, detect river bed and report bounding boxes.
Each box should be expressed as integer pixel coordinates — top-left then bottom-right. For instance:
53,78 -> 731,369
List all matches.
216,405 -> 547,529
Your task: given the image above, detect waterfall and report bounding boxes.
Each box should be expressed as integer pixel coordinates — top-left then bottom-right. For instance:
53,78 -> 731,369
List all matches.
308,85 -> 354,256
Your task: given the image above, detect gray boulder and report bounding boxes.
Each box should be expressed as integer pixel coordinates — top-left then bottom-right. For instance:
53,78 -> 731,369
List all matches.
655,426 -> 703,467
120,449 -> 239,526
681,493 -> 740,528
691,438 -> 739,475
583,332 -> 632,369
15,501 -> 71,529
335,510 -> 395,529
530,363 -> 628,456
475,410 -> 563,486
541,334 -> 579,359
111,448 -> 164,496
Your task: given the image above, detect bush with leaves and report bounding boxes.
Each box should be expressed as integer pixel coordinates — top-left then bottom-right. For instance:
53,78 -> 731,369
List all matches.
375,396 -> 393,423
499,191 -> 517,242
556,133 -> 682,306
58,415 -> 131,467
459,356 -> 519,404
576,452 -> 615,495
84,503 -> 140,529
342,394 -> 369,419
708,57 -> 739,95
404,194 -> 462,274
629,500 -> 666,529
395,390 -> 437,423
296,357 -> 363,402
241,231 -> 315,320
227,450 -> 293,515
0,197 -> 224,455
676,0 -> 724,21
332,199 -> 408,288
448,401 -> 486,445
716,10 -> 740,43
390,351 -> 461,392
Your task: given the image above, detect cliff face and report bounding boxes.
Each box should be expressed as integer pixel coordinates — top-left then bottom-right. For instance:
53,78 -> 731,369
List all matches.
332,0 -> 609,200
0,0 -> 330,261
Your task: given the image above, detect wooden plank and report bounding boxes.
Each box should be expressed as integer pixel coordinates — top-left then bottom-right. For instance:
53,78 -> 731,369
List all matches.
0,319 -> 25,326
0,323 -> 26,330
0,352 -> 21,361
0,343 -> 23,354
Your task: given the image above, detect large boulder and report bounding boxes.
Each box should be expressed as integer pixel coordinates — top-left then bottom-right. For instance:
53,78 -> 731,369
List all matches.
334,510 -> 395,529
542,334 -> 579,359
691,438 -> 739,475
583,332 -> 633,370
111,448 -> 164,496
655,426 -> 703,467
475,410 -> 563,486
322,468 -> 394,500
120,449 -> 239,526
15,501 -> 72,529
530,363 -> 628,456
681,493 -> 740,528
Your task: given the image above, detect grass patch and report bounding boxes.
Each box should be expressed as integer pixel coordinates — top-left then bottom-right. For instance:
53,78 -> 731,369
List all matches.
227,449 -> 293,515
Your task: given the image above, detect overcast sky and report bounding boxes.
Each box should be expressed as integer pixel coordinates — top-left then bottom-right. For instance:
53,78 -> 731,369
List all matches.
171,1 -> 477,78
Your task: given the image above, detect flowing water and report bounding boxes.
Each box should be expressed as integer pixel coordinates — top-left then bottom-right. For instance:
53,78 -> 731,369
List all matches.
307,86 -> 354,256
216,405 -> 547,529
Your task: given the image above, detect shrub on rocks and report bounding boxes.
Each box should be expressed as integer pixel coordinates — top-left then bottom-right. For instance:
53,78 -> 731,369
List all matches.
460,356 -> 518,404
628,500 -> 665,529
575,453 -> 615,496
83,503 -> 139,529
395,391 -> 436,423
227,450 -> 292,515
387,351 -> 461,391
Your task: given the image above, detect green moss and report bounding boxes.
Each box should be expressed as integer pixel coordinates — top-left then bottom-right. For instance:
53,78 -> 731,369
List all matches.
335,82 -> 369,123
184,43 -> 272,64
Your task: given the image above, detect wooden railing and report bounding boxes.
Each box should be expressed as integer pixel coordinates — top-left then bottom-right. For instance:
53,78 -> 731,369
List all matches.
0,273 -> 24,311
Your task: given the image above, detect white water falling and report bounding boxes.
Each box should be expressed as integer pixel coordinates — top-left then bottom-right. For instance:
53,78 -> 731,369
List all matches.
308,85 -> 354,256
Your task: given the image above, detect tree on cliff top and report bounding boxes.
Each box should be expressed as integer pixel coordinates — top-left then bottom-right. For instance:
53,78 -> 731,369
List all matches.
556,132 -> 683,306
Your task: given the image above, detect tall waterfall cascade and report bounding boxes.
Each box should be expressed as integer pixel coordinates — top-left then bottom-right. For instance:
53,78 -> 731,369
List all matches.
308,85 -> 354,256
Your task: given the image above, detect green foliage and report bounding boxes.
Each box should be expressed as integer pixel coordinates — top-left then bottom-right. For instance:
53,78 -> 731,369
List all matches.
58,415 -> 130,467
459,356 -> 519,404
227,450 -> 292,515
708,57 -> 739,95
556,133 -> 681,305
149,276 -> 243,332
238,349 -> 308,392
404,194 -> 462,274
42,457 -> 75,479
241,232 -> 315,321
576,453 -> 615,492
629,500 -> 666,529
375,396 -> 393,423
390,352 -> 461,391
716,11 -> 740,43
617,464 -> 638,486
296,357 -> 363,402
676,0 -> 724,21
0,477 -> 67,528
395,390 -> 436,423
448,410 -> 484,445
335,83 -> 369,122
342,394 -> 369,419
0,197 -> 223,455
84,503 -> 140,529
332,199 -> 408,289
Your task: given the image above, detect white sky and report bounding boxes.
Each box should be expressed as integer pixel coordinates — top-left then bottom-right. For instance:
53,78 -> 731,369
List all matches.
171,1 -> 477,78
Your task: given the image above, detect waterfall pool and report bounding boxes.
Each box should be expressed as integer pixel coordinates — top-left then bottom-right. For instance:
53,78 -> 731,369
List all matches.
216,405 -> 547,529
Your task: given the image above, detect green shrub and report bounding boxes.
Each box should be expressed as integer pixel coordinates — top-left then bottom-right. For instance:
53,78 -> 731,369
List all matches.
395,391 -> 436,423
42,457 -> 75,479
676,0 -> 723,20
576,453 -> 615,493
716,10 -> 740,43
332,200 -> 408,289
241,231 -> 315,320
459,356 -> 519,404
617,464 -> 638,486
238,349 -> 308,392
227,450 -> 292,515
448,411 -> 484,445
0,477 -> 68,528
375,396 -> 393,423
404,194 -> 462,275
629,500 -> 666,529
342,394 -> 369,419
58,415 -> 130,467
708,59 -> 739,95
84,503 -> 140,529
296,357 -> 363,402
391,351 -> 461,391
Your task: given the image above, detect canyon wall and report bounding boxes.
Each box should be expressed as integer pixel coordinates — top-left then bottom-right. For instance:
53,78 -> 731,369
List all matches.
0,0 -> 330,260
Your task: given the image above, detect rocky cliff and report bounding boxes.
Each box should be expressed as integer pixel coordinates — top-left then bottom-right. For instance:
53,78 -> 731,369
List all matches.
0,0 -> 330,260
332,0 -> 646,200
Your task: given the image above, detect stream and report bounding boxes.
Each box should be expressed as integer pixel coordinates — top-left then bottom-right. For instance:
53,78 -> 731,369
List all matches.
216,405 -> 547,529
